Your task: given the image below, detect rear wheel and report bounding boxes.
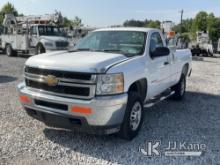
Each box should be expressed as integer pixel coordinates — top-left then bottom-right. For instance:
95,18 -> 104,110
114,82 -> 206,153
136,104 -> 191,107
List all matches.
171,74 -> 186,100
119,92 -> 144,140
5,44 -> 16,57
208,50 -> 213,57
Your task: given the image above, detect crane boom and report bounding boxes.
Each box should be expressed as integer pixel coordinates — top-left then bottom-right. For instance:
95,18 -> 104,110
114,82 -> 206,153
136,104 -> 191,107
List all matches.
3,10 -> 64,28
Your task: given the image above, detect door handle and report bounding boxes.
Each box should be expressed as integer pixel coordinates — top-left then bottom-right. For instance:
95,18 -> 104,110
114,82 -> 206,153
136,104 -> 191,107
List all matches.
164,61 -> 169,65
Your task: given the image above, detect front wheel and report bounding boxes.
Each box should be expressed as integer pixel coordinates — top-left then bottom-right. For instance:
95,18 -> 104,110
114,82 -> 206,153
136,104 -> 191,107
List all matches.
171,74 -> 186,100
35,44 -> 46,55
119,92 -> 144,140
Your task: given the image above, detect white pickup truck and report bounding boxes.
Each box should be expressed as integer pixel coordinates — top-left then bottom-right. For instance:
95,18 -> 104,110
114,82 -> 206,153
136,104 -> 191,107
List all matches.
18,28 -> 192,140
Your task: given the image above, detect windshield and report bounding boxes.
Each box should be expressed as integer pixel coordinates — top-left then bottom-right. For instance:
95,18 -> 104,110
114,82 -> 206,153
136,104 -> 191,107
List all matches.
38,26 -> 63,36
71,31 -> 147,56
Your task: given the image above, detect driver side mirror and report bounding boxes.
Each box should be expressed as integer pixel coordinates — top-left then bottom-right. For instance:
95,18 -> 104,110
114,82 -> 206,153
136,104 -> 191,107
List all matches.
150,47 -> 170,58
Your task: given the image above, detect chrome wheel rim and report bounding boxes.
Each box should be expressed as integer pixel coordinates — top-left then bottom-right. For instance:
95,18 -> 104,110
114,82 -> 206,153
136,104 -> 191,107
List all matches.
6,46 -> 11,55
37,47 -> 41,54
130,102 -> 142,131
180,78 -> 185,96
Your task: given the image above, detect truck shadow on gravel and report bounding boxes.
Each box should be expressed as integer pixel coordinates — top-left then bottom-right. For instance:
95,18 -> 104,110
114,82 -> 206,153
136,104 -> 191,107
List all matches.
0,53 -> 31,58
0,75 -> 17,83
192,56 -> 220,63
43,91 -> 220,164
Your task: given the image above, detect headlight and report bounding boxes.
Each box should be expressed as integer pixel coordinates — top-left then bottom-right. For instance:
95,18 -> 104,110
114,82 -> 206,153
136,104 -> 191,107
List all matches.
96,73 -> 124,95
44,42 -> 54,47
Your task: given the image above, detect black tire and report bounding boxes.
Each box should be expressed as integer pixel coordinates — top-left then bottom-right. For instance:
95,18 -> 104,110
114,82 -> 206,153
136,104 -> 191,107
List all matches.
119,92 -> 144,140
35,44 -> 45,55
208,50 -> 213,57
2,48 -> 5,54
171,74 -> 186,100
5,44 -> 15,57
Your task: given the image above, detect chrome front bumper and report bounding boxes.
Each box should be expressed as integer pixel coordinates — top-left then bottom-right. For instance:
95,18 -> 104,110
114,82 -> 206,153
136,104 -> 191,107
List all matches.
17,82 -> 128,129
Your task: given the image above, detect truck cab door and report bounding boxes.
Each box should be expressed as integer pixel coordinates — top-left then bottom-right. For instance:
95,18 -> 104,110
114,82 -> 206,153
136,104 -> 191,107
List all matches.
147,32 -> 171,98
29,26 -> 38,48
167,39 -> 180,86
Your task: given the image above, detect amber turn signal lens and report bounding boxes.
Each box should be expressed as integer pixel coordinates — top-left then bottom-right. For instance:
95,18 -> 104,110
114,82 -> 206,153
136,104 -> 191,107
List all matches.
71,106 -> 92,115
19,95 -> 31,103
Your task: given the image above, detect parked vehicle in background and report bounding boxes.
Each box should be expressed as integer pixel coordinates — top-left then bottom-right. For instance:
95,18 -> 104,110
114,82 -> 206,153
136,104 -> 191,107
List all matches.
0,26 -> 2,52
190,31 -> 220,56
64,27 -> 96,47
0,11 -> 69,56
212,38 -> 220,54
217,39 -> 220,53
160,21 -> 189,51
160,20 -> 175,34
18,28 -> 192,140
0,26 -> 3,34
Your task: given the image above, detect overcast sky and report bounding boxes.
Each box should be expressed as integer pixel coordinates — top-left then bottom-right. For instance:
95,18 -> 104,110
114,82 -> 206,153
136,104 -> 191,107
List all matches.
1,0 -> 220,27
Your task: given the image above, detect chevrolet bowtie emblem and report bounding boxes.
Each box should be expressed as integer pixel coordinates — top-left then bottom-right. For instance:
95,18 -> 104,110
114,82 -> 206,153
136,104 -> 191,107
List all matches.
44,75 -> 59,86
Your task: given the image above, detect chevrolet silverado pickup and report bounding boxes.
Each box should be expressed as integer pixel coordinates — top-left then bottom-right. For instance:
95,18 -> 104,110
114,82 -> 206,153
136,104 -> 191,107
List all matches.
18,28 -> 192,140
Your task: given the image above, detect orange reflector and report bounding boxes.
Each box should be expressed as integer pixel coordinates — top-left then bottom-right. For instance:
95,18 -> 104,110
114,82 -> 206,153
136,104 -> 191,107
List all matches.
71,106 -> 92,115
19,95 -> 31,103
167,31 -> 175,39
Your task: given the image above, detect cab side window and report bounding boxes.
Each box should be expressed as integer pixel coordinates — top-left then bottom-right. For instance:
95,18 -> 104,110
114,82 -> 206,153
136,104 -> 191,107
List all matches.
149,32 -> 164,56
30,26 -> 37,35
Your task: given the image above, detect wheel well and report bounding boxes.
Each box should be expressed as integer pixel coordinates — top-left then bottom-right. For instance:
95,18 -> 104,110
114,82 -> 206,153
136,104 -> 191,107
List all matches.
182,63 -> 189,76
36,42 -> 46,52
4,43 -> 10,49
37,42 -> 44,48
128,79 -> 147,102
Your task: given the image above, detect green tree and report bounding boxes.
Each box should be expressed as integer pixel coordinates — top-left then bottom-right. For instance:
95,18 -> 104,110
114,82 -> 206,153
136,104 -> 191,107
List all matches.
207,13 -> 215,31
208,17 -> 220,42
146,21 -> 160,29
64,16 -> 83,28
71,16 -> 83,27
193,11 -> 208,32
63,17 -> 72,27
180,33 -> 191,43
123,19 -> 160,28
123,19 -> 145,27
0,2 -> 18,24
173,19 -> 193,33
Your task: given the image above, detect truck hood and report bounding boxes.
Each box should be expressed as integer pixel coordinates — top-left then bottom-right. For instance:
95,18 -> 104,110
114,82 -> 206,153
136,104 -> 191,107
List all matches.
40,36 -> 68,42
25,51 -> 128,73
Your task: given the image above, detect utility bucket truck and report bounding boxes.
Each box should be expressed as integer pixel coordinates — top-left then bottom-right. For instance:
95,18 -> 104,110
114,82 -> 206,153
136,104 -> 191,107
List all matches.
0,11 -> 69,56
190,31 -> 220,57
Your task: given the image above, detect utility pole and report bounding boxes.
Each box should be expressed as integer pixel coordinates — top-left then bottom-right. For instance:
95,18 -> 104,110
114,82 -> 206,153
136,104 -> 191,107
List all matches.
180,9 -> 184,34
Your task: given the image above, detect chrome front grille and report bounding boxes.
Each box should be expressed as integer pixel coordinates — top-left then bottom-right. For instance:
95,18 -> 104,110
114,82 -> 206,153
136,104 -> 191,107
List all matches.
24,66 -> 96,99
55,41 -> 69,47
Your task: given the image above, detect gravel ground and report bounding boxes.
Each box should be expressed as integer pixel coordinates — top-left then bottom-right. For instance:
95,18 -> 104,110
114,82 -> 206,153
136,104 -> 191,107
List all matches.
0,54 -> 220,165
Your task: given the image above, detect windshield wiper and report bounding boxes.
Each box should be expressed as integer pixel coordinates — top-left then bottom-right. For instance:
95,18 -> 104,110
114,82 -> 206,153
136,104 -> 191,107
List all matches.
102,49 -> 122,52
69,48 -> 122,53
68,48 -> 95,52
